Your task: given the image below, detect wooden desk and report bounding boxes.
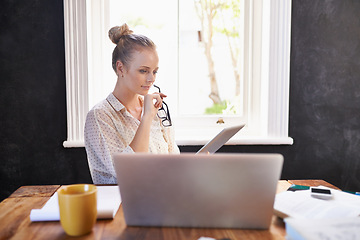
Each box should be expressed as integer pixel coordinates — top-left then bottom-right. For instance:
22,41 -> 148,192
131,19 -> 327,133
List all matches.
0,180 -> 338,240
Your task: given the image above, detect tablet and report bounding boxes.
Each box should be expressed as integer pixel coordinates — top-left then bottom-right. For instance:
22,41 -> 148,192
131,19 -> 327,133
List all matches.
196,124 -> 245,154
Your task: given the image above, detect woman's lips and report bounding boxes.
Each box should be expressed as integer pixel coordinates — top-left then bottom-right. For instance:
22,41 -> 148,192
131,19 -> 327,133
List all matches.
142,85 -> 152,90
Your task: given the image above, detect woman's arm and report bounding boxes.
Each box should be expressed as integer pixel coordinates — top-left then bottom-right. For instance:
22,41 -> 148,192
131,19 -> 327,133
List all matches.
129,93 -> 165,152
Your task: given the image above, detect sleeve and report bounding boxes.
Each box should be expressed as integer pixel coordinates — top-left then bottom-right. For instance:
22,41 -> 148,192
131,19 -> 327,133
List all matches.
84,108 -> 134,184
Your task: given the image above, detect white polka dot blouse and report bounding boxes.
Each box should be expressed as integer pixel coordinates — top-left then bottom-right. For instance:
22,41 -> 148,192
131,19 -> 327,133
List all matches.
84,93 -> 180,184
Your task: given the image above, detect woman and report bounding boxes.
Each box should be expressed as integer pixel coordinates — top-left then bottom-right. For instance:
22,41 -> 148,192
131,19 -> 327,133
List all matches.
84,24 -> 180,184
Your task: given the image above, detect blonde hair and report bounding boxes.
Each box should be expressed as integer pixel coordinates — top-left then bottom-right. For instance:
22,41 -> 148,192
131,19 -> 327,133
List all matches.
109,23 -> 156,72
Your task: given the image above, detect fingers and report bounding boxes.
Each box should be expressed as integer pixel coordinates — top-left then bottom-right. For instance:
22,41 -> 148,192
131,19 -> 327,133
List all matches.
152,92 -> 167,100
147,93 -> 163,109
151,92 -> 167,105
159,92 -> 167,99
153,94 -> 164,108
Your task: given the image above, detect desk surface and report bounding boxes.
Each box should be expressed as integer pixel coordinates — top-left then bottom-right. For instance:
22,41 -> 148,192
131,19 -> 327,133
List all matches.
0,180 -> 338,240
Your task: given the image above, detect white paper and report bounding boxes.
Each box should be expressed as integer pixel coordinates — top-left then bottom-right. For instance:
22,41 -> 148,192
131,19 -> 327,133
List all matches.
274,186 -> 360,219
30,186 -> 121,222
285,217 -> 360,240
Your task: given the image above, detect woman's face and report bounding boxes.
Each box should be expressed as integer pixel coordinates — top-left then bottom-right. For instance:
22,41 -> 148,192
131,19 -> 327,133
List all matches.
119,48 -> 159,96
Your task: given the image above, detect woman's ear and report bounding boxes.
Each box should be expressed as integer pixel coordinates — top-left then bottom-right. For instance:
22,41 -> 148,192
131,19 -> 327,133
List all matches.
116,60 -> 125,77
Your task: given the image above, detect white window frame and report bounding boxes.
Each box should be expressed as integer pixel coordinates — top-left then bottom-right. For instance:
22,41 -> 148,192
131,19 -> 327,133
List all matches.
63,0 -> 293,148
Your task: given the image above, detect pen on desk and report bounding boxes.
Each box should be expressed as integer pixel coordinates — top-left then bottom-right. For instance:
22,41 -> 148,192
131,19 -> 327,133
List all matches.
287,184 -> 310,191
344,190 -> 360,196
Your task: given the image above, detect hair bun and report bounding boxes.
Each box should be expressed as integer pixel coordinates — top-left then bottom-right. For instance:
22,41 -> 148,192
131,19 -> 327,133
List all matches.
108,23 -> 134,44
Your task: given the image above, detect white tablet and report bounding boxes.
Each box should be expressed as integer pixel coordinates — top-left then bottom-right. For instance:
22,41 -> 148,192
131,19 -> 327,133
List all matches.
196,124 -> 245,154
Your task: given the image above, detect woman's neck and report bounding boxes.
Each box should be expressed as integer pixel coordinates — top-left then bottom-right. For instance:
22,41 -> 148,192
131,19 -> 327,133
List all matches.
113,82 -> 143,120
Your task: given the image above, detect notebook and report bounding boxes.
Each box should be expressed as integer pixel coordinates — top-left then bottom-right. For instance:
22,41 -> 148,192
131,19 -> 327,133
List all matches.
196,124 -> 245,154
113,153 -> 283,229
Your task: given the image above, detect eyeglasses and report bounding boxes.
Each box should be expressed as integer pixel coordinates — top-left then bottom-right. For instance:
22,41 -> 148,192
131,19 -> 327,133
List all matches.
153,85 -> 172,127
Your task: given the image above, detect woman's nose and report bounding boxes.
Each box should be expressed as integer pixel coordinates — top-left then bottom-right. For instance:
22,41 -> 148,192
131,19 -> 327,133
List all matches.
147,73 -> 155,82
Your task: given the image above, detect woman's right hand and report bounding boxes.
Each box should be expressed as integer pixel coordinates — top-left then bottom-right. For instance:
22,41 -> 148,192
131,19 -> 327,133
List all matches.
143,92 -> 167,119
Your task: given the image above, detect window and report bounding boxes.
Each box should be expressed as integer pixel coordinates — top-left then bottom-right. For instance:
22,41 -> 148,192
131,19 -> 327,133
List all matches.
63,0 -> 293,148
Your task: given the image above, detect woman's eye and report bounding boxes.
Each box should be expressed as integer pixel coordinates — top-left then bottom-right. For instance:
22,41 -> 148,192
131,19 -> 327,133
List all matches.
139,69 -> 147,73
153,71 -> 158,75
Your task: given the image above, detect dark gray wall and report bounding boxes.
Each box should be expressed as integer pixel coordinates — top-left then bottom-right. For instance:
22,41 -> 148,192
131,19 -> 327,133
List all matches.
289,0 -> 360,191
0,0 -> 92,200
1,0 -> 360,201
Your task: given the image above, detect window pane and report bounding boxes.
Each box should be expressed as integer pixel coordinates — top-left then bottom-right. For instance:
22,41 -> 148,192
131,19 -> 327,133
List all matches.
179,0 -> 244,116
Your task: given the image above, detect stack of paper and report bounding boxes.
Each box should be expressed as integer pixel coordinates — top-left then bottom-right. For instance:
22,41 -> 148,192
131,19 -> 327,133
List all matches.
285,217 -> 360,240
30,186 -> 121,222
274,186 -> 360,219
274,186 -> 360,239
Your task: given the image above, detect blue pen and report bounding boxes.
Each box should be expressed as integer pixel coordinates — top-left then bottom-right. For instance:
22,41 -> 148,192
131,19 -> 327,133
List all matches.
344,191 -> 360,196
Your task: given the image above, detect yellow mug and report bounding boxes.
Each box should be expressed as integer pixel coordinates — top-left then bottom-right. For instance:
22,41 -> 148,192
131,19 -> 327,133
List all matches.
57,184 -> 97,236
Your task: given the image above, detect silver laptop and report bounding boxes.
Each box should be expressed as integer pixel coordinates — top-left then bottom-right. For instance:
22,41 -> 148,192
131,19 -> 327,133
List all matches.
113,153 -> 283,229
197,124 -> 245,154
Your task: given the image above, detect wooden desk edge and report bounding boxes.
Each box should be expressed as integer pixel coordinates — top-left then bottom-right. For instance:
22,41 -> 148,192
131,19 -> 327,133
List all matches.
287,179 -> 339,190
5,180 -> 339,199
2,180 -> 327,220
7,184 -> 117,199
8,185 -> 61,198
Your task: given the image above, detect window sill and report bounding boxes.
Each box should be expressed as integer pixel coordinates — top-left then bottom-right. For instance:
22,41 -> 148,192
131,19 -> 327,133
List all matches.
176,136 -> 293,146
63,137 -> 293,148
63,141 -> 85,148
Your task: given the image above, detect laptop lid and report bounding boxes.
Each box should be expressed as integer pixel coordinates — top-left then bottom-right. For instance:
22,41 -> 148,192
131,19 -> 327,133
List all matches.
196,124 -> 245,154
113,153 -> 283,229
